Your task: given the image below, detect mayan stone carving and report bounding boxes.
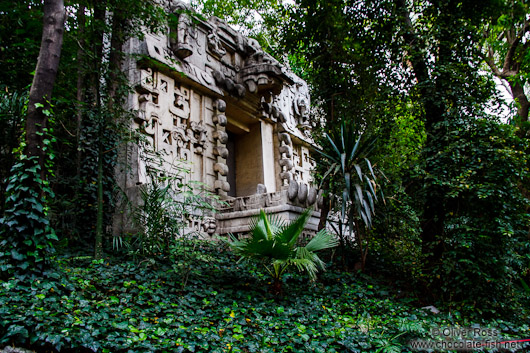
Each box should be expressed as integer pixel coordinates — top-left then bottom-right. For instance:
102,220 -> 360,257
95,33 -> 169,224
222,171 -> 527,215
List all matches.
116,1 -> 321,236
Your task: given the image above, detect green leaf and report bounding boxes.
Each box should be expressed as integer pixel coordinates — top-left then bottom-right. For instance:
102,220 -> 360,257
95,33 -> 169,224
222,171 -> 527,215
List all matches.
11,249 -> 25,261
354,164 -> 363,181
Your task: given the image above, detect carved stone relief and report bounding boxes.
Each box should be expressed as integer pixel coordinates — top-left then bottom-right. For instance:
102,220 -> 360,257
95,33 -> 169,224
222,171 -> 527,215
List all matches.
212,99 -> 230,194
207,25 -> 227,59
202,217 -> 217,235
240,39 -> 285,95
169,3 -> 196,59
121,1 -> 321,237
277,130 -> 293,185
189,121 -> 207,155
134,69 -> 202,176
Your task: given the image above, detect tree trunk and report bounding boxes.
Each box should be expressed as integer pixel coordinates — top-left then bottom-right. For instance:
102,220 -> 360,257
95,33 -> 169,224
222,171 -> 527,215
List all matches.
91,0 -> 107,259
94,5 -> 126,259
107,8 -> 125,106
317,180 -> 330,231
88,0 -> 107,104
76,3 -> 86,177
26,0 -> 66,165
397,0 -> 446,274
95,143 -> 104,259
508,80 -> 530,123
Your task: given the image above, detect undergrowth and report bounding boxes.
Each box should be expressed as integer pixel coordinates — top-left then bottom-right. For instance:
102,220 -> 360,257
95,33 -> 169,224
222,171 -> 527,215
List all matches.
0,241 -> 528,353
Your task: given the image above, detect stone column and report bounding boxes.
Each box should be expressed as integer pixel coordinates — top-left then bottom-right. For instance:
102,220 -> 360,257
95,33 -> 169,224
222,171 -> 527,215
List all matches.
261,121 -> 276,193
212,99 -> 230,196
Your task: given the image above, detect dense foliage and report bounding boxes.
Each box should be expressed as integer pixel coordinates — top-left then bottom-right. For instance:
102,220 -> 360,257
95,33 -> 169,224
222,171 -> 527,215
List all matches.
280,0 -> 530,311
1,243 -> 529,352
0,0 -> 529,350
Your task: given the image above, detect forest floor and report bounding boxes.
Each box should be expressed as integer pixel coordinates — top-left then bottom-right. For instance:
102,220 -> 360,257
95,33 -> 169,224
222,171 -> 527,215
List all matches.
0,241 -> 528,352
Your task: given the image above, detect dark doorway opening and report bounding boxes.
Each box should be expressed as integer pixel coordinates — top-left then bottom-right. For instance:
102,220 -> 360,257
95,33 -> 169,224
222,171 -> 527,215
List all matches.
226,131 -> 236,197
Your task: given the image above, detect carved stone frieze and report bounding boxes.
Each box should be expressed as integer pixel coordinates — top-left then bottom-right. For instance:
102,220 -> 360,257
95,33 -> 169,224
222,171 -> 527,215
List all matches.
212,98 -> 230,194
188,121 -> 207,155
119,1 -> 320,238
207,25 -> 227,59
169,85 -> 190,122
202,217 -> 217,235
169,2 -> 196,59
213,146 -> 228,159
278,131 -> 294,186
213,69 -> 246,98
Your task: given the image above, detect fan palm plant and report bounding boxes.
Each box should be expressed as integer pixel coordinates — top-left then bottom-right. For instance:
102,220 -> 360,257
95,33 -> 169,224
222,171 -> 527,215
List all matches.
229,208 -> 338,294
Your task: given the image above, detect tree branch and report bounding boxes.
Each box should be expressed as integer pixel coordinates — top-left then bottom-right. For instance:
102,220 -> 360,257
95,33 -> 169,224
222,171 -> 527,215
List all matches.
396,0 -> 430,85
485,45 -> 505,78
502,20 -> 530,73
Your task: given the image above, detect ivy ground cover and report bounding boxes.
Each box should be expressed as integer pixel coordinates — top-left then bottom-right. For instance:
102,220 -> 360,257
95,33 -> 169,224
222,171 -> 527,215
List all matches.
1,242 -> 528,352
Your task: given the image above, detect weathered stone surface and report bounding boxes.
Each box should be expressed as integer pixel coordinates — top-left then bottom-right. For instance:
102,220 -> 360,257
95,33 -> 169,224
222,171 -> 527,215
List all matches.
213,114 -> 227,126
202,217 -> 217,235
288,180 -> 299,200
213,131 -> 228,144
278,132 -> 292,146
279,145 -> 292,158
256,183 -> 267,194
298,183 -> 308,203
214,180 -> 231,192
213,146 -> 229,159
116,1 -> 319,237
307,187 -> 318,205
214,99 -> 226,112
317,190 -> 324,208
279,158 -> 293,169
213,70 -> 225,85
280,171 -> 293,181
214,162 -> 229,176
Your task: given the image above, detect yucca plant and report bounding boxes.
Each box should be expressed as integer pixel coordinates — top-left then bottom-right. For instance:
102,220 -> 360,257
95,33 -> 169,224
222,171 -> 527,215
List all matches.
317,121 -> 382,271
229,208 -> 338,294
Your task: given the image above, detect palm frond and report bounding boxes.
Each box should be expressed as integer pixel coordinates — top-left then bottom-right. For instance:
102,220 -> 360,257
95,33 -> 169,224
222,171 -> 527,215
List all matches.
292,247 -> 326,280
319,161 -> 338,187
305,229 -> 339,253
365,190 -> 375,214
251,211 -> 272,242
265,212 -> 287,233
365,157 -> 376,179
345,172 -> 351,195
365,174 -> 377,201
278,208 -> 312,247
228,208 -> 338,287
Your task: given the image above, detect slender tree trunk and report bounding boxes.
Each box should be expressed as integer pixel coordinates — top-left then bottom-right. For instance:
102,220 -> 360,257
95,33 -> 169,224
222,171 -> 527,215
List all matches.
319,91 -> 339,232
26,0 -> 66,165
94,5 -> 125,259
318,180 -> 330,231
92,0 -> 107,259
76,3 -> 86,176
354,218 -> 365,271
107,8 -> 125,106
95,143 -> 104,258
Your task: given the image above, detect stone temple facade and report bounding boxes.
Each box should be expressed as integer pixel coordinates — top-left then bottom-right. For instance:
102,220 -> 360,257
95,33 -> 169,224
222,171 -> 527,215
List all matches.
114,1 -> 322,237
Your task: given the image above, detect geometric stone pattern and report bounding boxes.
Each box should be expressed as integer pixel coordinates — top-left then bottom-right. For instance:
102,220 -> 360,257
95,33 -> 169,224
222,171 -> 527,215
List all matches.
117,0 -> 321,236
